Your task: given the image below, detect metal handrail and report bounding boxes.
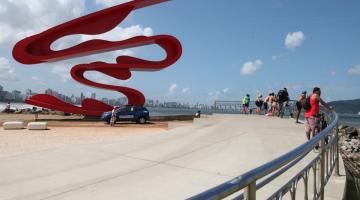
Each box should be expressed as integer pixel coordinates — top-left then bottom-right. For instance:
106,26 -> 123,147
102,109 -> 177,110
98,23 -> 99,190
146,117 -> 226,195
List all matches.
188,110 -> 339,200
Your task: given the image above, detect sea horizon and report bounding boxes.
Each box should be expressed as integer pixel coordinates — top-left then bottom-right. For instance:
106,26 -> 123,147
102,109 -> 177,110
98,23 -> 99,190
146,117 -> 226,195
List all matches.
1,102 -> 359,128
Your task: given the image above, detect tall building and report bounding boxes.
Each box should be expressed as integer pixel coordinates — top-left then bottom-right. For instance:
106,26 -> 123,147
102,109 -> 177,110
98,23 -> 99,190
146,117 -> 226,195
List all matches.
0,85 -> 4,101
71,94 -> 76,104
45,88 -> 53,96
80,92 -> 85,102
91,93 -> 96,99
12,90 -> 22,101
101,98 -> 109,104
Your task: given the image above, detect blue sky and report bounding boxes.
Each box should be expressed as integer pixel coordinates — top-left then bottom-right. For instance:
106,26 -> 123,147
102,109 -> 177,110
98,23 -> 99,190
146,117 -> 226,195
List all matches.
1,0 -> 360,104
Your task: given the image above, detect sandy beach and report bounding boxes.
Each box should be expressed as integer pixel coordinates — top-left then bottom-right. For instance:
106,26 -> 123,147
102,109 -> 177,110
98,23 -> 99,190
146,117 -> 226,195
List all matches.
0,113 -> 168,158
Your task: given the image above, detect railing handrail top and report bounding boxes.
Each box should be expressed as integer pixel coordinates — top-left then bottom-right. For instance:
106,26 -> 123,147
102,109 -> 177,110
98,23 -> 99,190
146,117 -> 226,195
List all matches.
188,111 -> 338,200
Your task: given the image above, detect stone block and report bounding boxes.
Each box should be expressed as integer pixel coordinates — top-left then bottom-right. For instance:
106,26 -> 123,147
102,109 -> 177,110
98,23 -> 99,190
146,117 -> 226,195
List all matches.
3,121 -> 25,130
27,122 -> 48,130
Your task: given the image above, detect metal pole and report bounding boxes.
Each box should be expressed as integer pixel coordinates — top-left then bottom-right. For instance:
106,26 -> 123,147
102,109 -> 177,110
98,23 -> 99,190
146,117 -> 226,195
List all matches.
319,138 -> 326,200
244,182 -> 256,200
335,125 -> 340,176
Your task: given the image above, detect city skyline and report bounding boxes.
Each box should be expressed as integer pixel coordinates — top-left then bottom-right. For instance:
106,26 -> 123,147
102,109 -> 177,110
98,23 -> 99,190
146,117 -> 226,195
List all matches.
1,0 -> 360,104
0,84 -> 212,109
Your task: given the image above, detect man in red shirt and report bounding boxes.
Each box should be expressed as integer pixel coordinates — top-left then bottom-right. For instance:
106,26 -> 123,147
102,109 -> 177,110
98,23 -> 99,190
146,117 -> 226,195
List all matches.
304,87 -> 332,140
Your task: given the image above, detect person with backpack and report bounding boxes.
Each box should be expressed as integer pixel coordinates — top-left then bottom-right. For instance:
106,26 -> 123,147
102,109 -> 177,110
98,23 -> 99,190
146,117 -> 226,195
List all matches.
242,94 -> 250,114
295,91 -> 306,123
303,87 -> 332,140
277,88 -> 289,117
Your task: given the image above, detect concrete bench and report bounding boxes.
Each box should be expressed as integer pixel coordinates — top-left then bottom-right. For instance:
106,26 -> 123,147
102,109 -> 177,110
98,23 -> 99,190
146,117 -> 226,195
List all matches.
27,122 -> 48,130
3,121 -> 25,130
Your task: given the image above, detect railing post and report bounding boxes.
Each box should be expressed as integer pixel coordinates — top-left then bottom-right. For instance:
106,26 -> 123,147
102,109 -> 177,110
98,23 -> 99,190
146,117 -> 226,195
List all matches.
335,124 -> 340,176
319,138 -> 326,200
244,181 -> 256,200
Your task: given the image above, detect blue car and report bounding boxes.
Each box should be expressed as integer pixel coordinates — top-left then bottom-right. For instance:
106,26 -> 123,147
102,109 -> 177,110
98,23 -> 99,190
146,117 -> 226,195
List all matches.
101,105 -> 150,124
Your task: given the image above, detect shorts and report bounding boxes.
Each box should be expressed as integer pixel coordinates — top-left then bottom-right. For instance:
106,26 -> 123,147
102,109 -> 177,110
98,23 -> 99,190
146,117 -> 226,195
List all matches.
305,117 -> 317,133
243,103 -> 249,108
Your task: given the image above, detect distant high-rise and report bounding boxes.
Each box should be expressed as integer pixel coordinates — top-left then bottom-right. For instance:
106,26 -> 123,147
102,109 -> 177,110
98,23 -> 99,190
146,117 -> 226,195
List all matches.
45,88 -> 53,96
80,92 -> 85,102
71,94 -> 76,104
25,89 -> 33,99
91,93 -> 96,99
12,90 -> 22,101
0,85 -> 4,101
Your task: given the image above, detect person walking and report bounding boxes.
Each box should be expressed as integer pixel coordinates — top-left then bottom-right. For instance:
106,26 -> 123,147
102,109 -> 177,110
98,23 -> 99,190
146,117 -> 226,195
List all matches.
304,87 -> 332,140
242,94 -> 250,114
295,91 -> 307,123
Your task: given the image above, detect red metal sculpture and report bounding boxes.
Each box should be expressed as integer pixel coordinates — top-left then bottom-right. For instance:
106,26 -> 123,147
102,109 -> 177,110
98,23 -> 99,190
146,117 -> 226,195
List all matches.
12,0 -> 182,116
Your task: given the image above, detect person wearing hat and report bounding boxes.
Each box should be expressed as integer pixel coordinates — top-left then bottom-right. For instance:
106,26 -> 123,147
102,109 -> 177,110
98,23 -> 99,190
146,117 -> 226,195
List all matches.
295,91 -> 307,123
255,95 -> 264,115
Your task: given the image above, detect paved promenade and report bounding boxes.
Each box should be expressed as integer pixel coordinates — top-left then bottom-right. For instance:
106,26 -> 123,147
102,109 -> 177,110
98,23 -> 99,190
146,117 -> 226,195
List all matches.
0,115 -> 345,200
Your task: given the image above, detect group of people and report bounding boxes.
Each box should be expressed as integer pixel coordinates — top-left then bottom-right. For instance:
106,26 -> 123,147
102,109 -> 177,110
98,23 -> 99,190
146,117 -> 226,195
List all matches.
242,88 -> 290,117
241,87 -> 333,141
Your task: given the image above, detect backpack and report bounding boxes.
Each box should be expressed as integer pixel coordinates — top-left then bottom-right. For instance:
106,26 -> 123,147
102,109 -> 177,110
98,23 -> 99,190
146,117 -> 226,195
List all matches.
302,96 -> 312,110
278,90 -> 288,102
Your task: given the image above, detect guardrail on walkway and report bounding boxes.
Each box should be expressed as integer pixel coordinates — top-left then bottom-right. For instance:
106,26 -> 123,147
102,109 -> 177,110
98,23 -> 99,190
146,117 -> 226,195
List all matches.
188,111 -> 339,200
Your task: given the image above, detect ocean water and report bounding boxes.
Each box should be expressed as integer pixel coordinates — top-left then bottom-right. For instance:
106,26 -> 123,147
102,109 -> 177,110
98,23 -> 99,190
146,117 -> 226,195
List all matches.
338,114 -> 360,128
1,102 -> 359,127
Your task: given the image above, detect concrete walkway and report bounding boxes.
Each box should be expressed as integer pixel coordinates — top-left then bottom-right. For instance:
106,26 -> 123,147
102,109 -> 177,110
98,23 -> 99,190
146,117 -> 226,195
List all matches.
0,115 -> 345,200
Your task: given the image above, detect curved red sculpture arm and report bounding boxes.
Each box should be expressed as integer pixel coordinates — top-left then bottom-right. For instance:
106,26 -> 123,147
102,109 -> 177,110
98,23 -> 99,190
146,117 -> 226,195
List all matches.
12,0 -> 182,116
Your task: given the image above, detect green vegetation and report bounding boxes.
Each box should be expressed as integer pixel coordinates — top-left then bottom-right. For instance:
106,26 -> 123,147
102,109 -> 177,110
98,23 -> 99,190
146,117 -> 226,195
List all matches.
329,99 -> 360,114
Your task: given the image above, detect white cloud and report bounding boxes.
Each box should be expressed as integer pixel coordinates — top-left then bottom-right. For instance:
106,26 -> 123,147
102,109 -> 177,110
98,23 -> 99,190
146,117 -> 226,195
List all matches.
0,57 -> 17,82
95,0 -> 132,7
241,59 -> 263,75
53,25 -> 153,51
0,0 -> 155,85
84,71 -> 131,85
347,65 -> 360,76
0,0 -> 85,46
208,88 -> 229,100
285,31 -> 305,50
50,48 -> 137,84
83,25 -> 153,41
181,87 -> 190,94
31,76 -> 46,86
169,83 -> 177,94
51,65 -> 72,83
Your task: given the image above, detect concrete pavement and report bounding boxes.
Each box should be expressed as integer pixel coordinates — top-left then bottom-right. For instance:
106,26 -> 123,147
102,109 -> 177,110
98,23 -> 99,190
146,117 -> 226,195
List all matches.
0,115 -> 345,199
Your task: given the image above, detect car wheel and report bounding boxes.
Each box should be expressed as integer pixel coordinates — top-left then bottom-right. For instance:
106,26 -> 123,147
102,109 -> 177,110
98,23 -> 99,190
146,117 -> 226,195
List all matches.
138,117 -> 146,124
